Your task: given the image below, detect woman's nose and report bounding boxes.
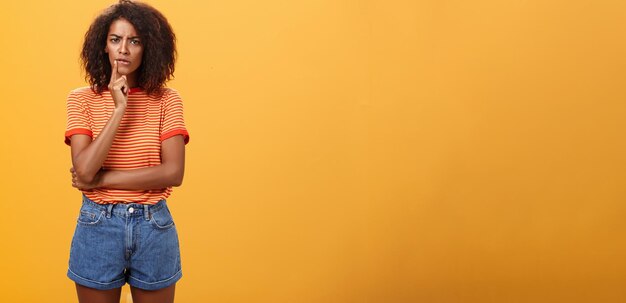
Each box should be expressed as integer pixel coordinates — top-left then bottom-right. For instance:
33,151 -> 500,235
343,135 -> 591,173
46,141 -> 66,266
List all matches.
118,40 -> 129,55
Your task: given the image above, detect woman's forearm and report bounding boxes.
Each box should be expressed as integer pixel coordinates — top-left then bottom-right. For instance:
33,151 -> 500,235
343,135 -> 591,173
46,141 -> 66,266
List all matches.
72,108 -> 125,183
97,162 -> 183,190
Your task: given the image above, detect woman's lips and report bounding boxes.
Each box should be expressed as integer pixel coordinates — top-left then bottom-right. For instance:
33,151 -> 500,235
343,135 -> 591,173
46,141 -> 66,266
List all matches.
116,59 -> 130,65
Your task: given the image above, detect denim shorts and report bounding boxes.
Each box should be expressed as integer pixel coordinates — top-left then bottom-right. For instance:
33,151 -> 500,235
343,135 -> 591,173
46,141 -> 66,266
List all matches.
67,194 -> 182,290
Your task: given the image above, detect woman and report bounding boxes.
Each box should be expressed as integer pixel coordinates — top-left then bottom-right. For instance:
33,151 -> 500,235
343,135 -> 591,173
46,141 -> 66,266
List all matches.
64,1 -> 189,302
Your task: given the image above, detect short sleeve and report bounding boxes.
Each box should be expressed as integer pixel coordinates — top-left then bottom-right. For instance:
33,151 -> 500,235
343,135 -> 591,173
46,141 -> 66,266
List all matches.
64,90 -> 93,146
160,89 -> 190,144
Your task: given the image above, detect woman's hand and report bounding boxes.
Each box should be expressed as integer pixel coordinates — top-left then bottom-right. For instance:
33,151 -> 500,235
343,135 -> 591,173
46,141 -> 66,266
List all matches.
70,167 -> 102,191
108,60 -> 128,110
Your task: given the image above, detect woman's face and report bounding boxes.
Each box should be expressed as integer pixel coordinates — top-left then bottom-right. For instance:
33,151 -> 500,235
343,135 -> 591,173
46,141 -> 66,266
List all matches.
104,18 -> 143,82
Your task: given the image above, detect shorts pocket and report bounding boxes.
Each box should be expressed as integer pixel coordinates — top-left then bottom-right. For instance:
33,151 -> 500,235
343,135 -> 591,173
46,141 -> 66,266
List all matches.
77,207 -> 104,226
150,206 -> 175,230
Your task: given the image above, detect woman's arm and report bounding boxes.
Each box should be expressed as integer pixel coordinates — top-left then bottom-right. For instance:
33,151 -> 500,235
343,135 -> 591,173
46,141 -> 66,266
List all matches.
70,108 -> 125,183
99,135 -> 186,189
72,135 -> 186,190
71,62 -> 129,183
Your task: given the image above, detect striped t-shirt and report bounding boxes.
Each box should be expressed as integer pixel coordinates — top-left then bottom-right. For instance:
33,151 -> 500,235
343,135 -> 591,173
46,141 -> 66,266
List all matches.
65,86 -> 190,204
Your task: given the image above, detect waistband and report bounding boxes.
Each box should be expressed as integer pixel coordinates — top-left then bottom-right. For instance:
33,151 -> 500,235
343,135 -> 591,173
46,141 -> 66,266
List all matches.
81,194 -> 167,220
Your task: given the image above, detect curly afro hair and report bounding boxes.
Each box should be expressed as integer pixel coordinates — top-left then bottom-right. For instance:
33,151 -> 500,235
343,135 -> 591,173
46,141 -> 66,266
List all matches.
81,0 -> 176,96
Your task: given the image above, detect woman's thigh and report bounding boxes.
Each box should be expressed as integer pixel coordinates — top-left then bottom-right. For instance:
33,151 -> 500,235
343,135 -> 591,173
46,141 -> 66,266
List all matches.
130,284 -> 176,303
75,283 -> 122,303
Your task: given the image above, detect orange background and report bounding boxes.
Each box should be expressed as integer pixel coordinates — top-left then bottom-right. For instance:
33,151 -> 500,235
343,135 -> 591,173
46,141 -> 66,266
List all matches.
0,0 -> 625,302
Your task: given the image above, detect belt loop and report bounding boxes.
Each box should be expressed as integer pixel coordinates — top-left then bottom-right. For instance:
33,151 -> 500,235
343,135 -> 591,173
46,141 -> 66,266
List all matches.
106,204 -> 114,218
144,204 -> 150,221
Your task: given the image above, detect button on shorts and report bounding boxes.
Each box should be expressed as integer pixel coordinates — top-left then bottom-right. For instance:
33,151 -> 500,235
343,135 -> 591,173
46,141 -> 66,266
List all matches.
67,194 -> 182,290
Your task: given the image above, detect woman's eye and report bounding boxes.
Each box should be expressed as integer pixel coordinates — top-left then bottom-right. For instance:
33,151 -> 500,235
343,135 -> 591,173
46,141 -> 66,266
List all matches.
110,38 -> 119,43
131,40 -> 141,45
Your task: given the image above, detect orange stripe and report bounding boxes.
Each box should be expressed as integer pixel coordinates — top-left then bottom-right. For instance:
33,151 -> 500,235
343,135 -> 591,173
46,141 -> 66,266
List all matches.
65,128 -> 93,145
161,129 -> 190,143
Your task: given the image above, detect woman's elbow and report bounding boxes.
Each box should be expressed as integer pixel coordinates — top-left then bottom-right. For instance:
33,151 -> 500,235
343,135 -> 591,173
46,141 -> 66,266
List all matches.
169,169 -> 184,187
172,176 -> 183,187
75,167 -> 96,184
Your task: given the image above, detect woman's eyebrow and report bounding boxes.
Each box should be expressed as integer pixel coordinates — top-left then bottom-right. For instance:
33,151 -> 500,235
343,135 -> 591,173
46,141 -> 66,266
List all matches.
108,34 -> 141,39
